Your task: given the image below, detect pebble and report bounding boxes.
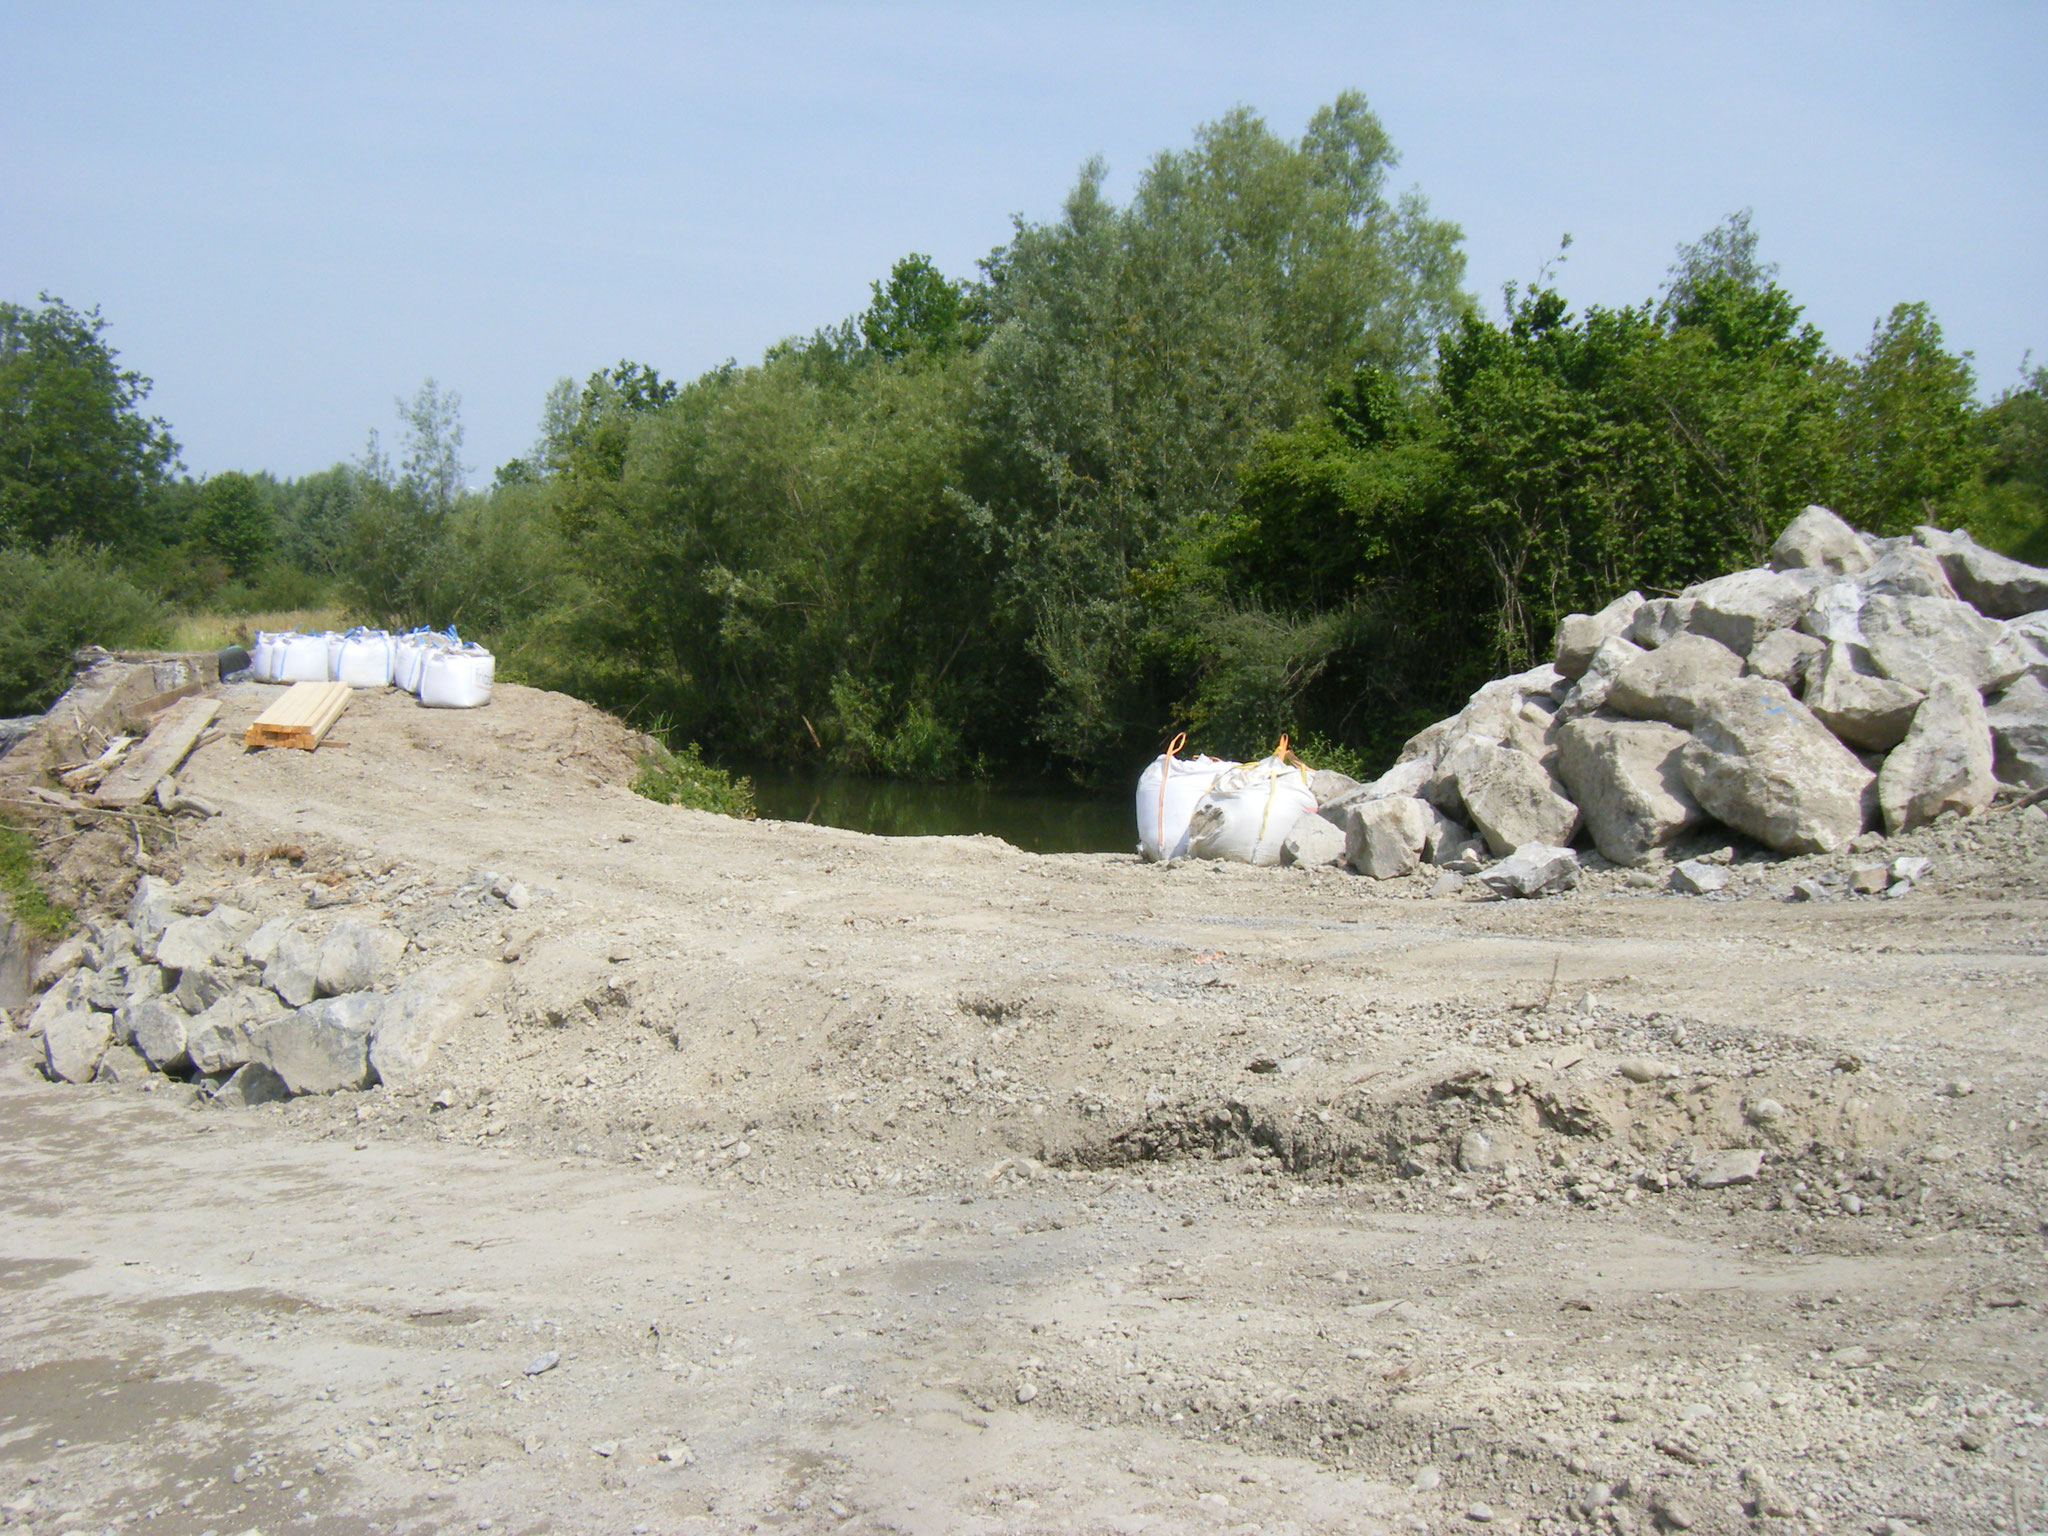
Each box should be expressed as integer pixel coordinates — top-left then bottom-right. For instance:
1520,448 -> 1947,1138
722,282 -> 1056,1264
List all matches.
1618,1057 -> 1677,1083
523,1350 -> 560,1376
1839,1191 -> 1864,1215
590,1440 -> 617,1457
1016,1381 -> 1038,1403
1653,1496 -> 1696,1530
659,1444 -> 694,1464
1465,1504 -> 1494,1523
1412,1467 -> 1441,1491
1941,1077 -> 1975,1097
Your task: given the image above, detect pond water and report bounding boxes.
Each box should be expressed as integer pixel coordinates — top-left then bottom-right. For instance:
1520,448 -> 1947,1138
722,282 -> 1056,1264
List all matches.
746,771 -> 1135,856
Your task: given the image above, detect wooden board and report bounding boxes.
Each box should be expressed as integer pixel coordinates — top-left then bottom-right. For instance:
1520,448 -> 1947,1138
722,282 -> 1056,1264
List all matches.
95,696 -> 221,807
244,681 -> 351,751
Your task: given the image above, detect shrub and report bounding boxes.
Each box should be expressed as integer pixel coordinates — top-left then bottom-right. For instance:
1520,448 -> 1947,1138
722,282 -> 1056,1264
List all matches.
631,741 -> 756,819
0,538 -> 169,714
0,816 -> 72,938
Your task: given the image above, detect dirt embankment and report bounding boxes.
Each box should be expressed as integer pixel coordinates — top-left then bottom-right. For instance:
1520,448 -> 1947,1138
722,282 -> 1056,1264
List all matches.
3,679 -> 2045,1536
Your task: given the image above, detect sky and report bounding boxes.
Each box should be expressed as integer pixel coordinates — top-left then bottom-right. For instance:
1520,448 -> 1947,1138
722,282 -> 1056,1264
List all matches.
4,2 -> 2044,483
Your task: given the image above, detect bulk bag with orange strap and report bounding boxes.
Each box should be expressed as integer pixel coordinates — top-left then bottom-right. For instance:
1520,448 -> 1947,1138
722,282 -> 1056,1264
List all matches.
1184,737 -> 1319,867
1135,734 -> 1233,862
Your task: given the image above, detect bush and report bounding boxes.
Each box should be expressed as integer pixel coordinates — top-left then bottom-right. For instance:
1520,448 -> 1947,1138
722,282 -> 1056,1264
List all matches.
0,539 -> 169,714
630,740 -> 756,818
0,816 -> 72,938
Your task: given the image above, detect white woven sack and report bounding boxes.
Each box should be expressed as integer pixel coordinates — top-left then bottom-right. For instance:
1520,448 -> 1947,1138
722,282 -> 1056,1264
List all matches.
278,633 -> 332,683
1135,735 -> 1234,862
1185,742 -> 1319,867
418,645 -> 494,708
250,631 -> 287,683
335,631 -> 394,688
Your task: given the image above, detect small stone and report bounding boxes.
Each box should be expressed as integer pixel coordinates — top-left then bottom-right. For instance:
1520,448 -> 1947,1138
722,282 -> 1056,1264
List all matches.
1847,864 -> 1889,895
1696,1149 -> 1764,1188
41,1007 -> 113,1083
1668,860 -> 1727,896
1476,843 -> 1579,899
1838,1191 -> 1864,1215
1788,878 -> 1832,902
1016,1381 -> 1038,1403
1465,1503 -> 1494,1524
210,1062 -> 291,1108
1457,1129 -> 1500,1173
523,1350 -> 559,1375
1941,1077 -> 1975,1097
590,1440 -> 617,1457
433,1086 -> 459,1109
1745,1098 -> 1784,1126
658,1443 -> 694,1464
1618,1057 -> 1678,1084
314,920 -> 407,998
1958,1428 -> 1987,1452
1889,855 -> 1933,886
1411,1466 -> 1442,1492
1651,1495 -> 1696,1530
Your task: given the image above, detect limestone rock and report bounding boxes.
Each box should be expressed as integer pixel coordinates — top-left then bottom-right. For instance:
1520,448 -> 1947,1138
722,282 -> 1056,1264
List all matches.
315,920 -> 407,998
1421,733 -> 1497,817
1696,1149 -> 1765,1188
1307,768 -> 1359,806
1745,627 -> 1823,690
211,1061 -> 292,1108
94,1045 -> 151,1084
1606,633 -> 1744,728
1343,795 -> 1435,880
187,986 -> 284,1076
1423,807 -> 1482,866
242,916 -> 294,969
28,971 -> 95,1038
369,962 -> 501,1089
1986,670 -> 2048,789
122,995 -> 191,1072
263,927 -> 322,1008
1856,542 -> 1957,601
1477,844 -> 1579,899
42,1007 -> 113,1083
2007,612 -> 2048,668
1669,859 -> 1728,895
1555,634 -> 1644,720
155,907 -> 256,974
126,876 -> 177,960
1858,594 -> 2027,694
31,935 -> 86,992
1803,643 -> 1924,751
1627,597 -> 1694,650
1878,677 -> 1997,835
253,994 -> 379,1094
1679,678 -> 1875,854
172,964 -> 237,1015
1769,505 -> 1873,575
1280,812 -> 1347,868
1320,757 -> 1429,824
1457,746 -> 1580,857
1682,568 -> 1817,656
1915,524 -> 2048,618
1554,591 -> 1644,680
1554,715 -> 1704,867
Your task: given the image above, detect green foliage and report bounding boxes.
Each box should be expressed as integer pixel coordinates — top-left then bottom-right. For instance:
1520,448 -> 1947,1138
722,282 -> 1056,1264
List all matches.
859,255 -> 972,360
1836,303 -> 1985,535
0,295 -> 179,551
0,538 -> 169,713
191,470 -> 274,575
1970,365 -> 2048,561
630,739 -> 756,818
0,816 -> 72,939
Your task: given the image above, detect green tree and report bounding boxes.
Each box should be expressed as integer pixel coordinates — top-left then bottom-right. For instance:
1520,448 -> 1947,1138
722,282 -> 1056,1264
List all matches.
0,295 -> 179,550
1836,302 -> 1986,534
191,470 -> 273,575
859,254 -> 971,360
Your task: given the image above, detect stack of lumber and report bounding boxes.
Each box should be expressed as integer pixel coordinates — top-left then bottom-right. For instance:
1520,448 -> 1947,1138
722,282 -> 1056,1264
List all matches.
96,697 -> 221,808
244,681 -> 351,751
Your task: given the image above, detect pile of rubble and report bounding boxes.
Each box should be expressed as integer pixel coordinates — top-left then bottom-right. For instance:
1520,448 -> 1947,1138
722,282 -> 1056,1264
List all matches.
1296,507 -> 2048,894
23,875 -> 489,1098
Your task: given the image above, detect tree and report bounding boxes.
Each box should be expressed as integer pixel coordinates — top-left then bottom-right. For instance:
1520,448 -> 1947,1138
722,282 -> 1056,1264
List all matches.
859,255 -> 970,360
0,294 -> 179,550
191,470 -> 273,575
396,378 -> 469,514
1836,302 -> 1985,534
1665,208 -> 1777,317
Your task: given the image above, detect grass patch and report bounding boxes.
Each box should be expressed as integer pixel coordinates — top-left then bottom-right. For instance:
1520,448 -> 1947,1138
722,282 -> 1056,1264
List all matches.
631,741 -> 756,819
0,816 -> 72,938
163,607 -> 348,653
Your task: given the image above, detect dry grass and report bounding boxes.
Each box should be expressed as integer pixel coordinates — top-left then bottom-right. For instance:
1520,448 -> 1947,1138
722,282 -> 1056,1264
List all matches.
165,608 -> 347,653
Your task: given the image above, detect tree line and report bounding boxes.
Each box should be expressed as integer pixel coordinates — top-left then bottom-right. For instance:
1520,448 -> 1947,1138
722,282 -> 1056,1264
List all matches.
4,93 -> 2045,782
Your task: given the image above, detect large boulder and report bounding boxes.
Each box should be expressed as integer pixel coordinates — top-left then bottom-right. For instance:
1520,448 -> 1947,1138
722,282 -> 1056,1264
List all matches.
125,876 -> 177,958
1420,733 -> 1496,817
1342,796 -> 1435,880
1856,543 -> 1958,601
42,1007 -> 113,1084
1915,525 -> 2048,619
253,994 -> 379,1094
210,1062 -> 292,1108
1554,592 -> 1644,680
368,962 -> 500,1089
1769,505 -> 1874,575
1679,679 -> 1875,854
1856,594 -> 2029,695
1802,643 -> 1924,752
1682,569 -> 1818,656
155,906 -> 257,974
1606,633 -> 1745,728
1555,634 -> 1645,720
120,995 -> 191,1073
1320,757 -> 1430,824
1878,678 -> 1998,835
263,928 -> 322,1008
1307,768 -> 1359,806
242,916 -> 294,969
1745,627 -> 1824,691
315,920 -> 407,998
1280,812 -> 1347,868
28,971 -> 96,1038
186,986 -> 285,1076
1627,597 -> 1694,650
2007,612 -> 2048,668
1986,671 -> 2048,790
1456,745 -> 1581,858
1554,716 -> 1705,867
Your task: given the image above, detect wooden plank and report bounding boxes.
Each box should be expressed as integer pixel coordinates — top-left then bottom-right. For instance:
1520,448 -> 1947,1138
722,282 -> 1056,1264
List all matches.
244,681 -> 351,751
94,696 -> 221,807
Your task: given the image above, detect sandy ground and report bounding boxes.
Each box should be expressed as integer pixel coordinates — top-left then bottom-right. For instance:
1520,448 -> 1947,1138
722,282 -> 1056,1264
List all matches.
3,680 -> 2046,1536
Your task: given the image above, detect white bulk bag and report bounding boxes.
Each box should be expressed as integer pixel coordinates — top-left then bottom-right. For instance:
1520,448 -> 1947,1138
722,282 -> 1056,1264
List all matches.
391,632 -> 430,694
250,631 -> 288,683
1135,734 -> 1234,862
278,632 -> 333,683
334,630 -> 394,688
1185,739 -> 1319,867
322,631 -> 347,680
418,644 -> 494,709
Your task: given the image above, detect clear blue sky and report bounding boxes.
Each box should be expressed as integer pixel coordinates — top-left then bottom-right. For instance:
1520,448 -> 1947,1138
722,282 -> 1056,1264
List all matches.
4,2 -> 2043,482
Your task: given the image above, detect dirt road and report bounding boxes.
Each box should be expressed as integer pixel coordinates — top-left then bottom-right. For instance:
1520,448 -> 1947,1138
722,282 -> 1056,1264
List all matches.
4,682 -> 2045,1535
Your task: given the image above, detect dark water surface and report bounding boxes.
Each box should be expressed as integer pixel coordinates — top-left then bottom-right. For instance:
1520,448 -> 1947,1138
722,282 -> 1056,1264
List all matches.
747,771 -> 1134,855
